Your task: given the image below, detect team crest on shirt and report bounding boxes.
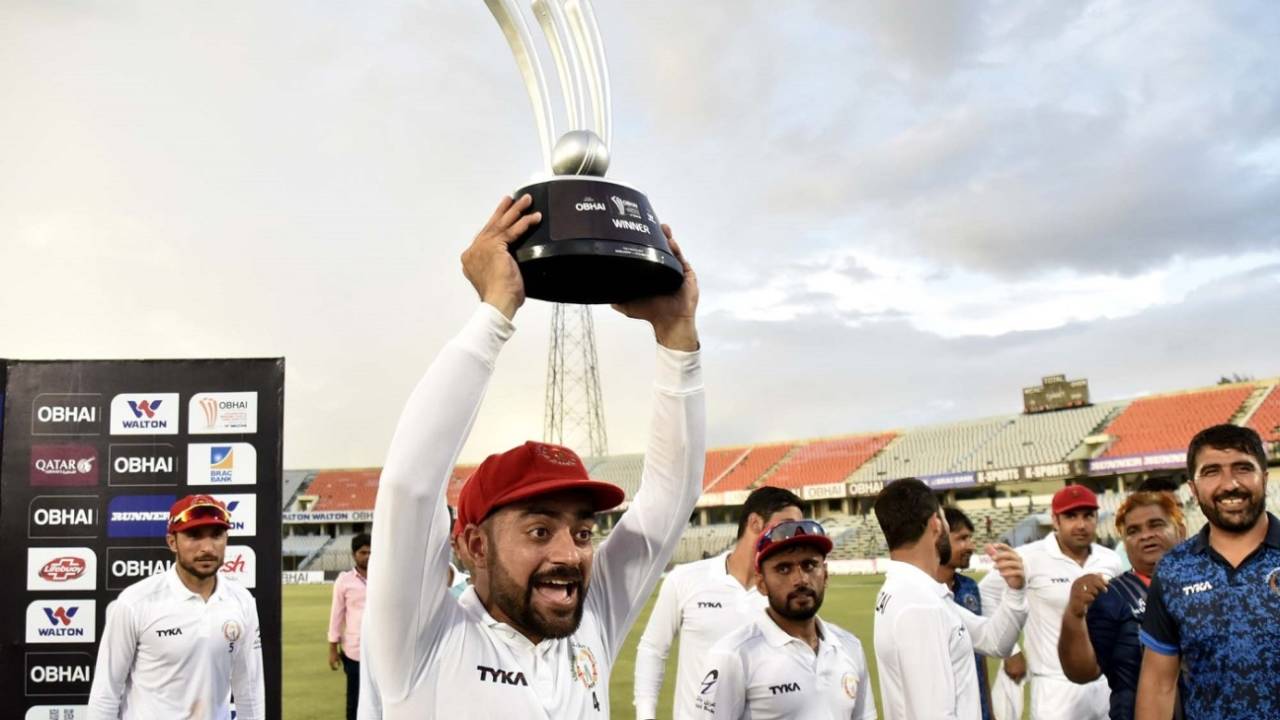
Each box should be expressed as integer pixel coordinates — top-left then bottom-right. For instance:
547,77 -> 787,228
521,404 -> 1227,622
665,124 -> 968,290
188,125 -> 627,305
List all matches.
222,620 -> 242,642
573,645 -> 599,689
1267,567 -> 1280,597
841,672 -> 859,700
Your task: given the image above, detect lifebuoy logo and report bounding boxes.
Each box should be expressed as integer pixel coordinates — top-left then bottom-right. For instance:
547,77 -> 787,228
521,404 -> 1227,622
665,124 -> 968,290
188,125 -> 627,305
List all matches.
211,493 -> 257,536
189,391 -> 258,434
26,600 -> 97,644
27,548 -> 97,591
32,393 -> 102,436
108,443 -> 180,486
187,443 -> 257,485
25,652 -> 93,696
106,547 -> 174,590
109,393 -> 179,435
106,494 -> 177,538
28,495 -> 100,539
30,445 -> 100,487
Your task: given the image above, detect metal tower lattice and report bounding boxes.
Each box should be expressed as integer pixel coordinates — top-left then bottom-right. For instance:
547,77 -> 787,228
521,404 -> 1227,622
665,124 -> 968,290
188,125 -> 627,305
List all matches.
544,303 -> 608,459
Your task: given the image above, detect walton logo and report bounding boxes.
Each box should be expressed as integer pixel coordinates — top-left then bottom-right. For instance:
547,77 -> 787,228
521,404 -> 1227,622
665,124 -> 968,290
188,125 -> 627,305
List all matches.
476,665 -> 528,686
768,682 -> 801,695
128,400 -> 162,419
1182,581 -> 1214,596
696,601 -> 722,609
156,627 -> 183,638
43,606 -> 78,627
40,557 -> 87,582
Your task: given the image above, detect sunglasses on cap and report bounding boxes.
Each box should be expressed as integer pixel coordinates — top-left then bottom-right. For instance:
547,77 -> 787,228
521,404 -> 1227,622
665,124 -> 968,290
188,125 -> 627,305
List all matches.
756,519 -> 828,550
170,502 -> 231,527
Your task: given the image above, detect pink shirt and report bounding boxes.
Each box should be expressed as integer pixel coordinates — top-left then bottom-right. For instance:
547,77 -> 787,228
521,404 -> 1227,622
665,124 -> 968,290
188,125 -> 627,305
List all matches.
328,569 -> 367,660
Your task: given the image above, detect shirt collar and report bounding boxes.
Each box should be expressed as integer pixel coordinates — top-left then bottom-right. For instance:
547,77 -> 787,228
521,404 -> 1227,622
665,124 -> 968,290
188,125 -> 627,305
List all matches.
1190,512 -> 1280,554
461,586 -> 560,655
165,564 -> 226,602
757,607 -> 834,651
885,560 -> 950,599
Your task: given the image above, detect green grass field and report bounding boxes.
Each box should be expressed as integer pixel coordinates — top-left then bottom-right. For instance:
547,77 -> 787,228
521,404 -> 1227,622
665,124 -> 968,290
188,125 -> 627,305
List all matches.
283,575 -> 1023,719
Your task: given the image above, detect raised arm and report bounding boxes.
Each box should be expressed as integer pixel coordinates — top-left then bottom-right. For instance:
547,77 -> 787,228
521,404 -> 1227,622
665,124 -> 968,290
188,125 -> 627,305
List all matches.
590,227 -> 706,660
1058,573 -> 1109,682
366,195 -> 539,702
634,570 -> 683,719
961,544 -> 1027,657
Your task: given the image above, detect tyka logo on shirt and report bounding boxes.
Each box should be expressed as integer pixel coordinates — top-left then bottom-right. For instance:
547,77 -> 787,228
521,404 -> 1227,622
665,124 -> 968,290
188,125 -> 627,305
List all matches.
476,665 -> 528,686
768,682 -> 801,695
156,627 -> 183,638
1182,581 -> 1213,596
696,601 -> 722,609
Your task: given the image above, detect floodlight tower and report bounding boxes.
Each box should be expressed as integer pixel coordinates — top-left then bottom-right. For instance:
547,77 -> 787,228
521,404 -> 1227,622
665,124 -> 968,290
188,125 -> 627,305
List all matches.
544,304 -> 608,459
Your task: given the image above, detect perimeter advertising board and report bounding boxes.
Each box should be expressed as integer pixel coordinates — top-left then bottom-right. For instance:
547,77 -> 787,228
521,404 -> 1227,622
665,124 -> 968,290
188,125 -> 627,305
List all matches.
0,359 -> 284,719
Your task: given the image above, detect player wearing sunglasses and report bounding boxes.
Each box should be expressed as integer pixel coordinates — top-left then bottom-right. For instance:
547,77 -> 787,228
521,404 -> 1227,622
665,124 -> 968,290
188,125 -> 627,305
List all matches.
87,494 -> 264,720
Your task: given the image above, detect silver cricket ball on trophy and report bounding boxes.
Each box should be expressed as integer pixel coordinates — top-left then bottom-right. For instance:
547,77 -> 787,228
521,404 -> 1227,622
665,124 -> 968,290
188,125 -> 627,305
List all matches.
483,0 -> 683,305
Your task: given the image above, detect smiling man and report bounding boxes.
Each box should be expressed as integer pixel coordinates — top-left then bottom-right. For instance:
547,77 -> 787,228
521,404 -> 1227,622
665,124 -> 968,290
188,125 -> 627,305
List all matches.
1058,491 -> 1185,720
1136,424 -> 1280,720
87,494 -> 264,720
979,485 -> 1122,720
364,194 -> 704,719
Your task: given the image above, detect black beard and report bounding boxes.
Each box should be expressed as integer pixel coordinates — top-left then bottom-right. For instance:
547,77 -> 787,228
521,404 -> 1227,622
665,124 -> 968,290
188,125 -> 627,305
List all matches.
180,556 -> 220,580
488,558 -> 586,640
770,587 -> 824,621
1200,488 -> 1266,534
936,531 -> 953,567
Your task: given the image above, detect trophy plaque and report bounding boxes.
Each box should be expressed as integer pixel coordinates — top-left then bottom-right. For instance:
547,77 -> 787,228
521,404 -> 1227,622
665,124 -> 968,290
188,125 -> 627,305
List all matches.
485,0 -> 684,305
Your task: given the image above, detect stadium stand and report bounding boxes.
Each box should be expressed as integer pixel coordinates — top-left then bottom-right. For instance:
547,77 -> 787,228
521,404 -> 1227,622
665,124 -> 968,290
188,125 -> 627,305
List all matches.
447,464 -> 476,508
965,403 -> 1121,470
308,532 -> 359,572
1247,383 -> 1280,442
282,470 -> 314,510
703,447 -> 751,489
704,442 -> 795,492
282,533 -> 329,558
763,434 -> 896,490
306,469 -> 380,511
670,523 -> 737,564
849,417 -> 1011,482
583,453 -> 644,498
1098,385 -> 1254,458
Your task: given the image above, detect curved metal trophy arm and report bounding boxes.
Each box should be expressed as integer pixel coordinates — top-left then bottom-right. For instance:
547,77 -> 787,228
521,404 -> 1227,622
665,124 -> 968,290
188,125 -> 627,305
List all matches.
485,0 -> 556,171
560,0 -> 611,149
531,0 -> 587,132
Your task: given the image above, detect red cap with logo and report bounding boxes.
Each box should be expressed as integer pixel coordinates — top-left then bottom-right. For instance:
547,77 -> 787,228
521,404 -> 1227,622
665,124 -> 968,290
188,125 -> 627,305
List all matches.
1051,485 -> 1099,515
755,520 -> 833,571
455,441 -> 625,533
168,494 -> 232,533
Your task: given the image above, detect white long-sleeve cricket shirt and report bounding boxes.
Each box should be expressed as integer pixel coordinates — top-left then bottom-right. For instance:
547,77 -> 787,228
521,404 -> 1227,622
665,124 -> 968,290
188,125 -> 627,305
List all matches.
874,560 -> 1026,720
86,566 -> 264,720
365,303 -> 705,719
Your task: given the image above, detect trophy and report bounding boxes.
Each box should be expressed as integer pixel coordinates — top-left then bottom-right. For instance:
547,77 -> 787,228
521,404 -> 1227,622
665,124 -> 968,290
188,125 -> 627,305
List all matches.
485,0 -> 684,304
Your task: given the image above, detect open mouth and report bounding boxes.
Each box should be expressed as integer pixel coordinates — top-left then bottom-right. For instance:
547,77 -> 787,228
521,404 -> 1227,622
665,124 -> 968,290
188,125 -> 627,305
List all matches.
1216,495 -> 1250,512
532,578 -> 580,610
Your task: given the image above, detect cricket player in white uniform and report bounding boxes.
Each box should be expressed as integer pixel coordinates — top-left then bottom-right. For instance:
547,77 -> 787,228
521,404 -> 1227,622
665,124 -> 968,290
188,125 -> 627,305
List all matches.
634,486 -> 805,720
87,494 -> 265,720
979,485 -> 1122,720
871,479 -> 1028,720
696,520 -> 875,720
364,194 -> 704,719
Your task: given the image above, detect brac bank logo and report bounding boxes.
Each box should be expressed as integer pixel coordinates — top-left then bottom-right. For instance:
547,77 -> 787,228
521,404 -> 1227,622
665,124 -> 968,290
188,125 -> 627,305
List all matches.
187,443 -> 257,485
106,495 -> 177,538
30,445 -> 99,487
189,392 -> 258,434
26,600 -> 97,644
110,393 -> 179,435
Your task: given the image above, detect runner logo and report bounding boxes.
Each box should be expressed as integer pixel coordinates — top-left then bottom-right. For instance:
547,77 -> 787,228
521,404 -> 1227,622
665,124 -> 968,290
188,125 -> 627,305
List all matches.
110,393 -> 179,435
25,652 -> 93,696
106,547 -> 174,590
32,394 -> 102,436
28,548 -> 97,591
187,443 -> 257,485
189,392 -> 258,434
212,494 -> 256,537
109,443 -> 180,486
29,495 -> 100,539
106,495 -> 176,538
26,600 -> 97,644
30,445 -> 99,487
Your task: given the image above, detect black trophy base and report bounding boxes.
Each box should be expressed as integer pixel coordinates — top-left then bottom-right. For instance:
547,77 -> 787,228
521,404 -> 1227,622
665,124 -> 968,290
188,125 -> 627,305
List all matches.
511,176 -> 684,305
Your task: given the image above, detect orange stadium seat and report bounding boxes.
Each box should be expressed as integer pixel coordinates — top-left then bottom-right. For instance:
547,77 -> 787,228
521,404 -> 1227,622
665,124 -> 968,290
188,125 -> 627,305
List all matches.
705,443 -> 795,492
702,447 -> 750,489
307,469 -> 382,511
1099,385 -> 1254,457
763,434 -> 896,490
1248,384 -> 1280,442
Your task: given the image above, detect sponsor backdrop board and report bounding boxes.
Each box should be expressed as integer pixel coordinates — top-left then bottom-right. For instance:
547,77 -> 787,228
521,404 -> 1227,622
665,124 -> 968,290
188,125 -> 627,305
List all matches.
0,359 -> 284,719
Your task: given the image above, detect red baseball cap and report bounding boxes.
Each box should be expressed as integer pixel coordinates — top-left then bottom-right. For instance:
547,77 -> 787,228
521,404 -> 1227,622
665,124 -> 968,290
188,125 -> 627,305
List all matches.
1052,485 -> 1099,515
755,520 -> 833,571
168,494 -> 232,533
455,441 -> 625,532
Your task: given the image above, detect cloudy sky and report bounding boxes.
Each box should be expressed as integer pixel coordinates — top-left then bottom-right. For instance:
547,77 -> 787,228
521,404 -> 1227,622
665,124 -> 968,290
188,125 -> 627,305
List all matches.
3,1 -> 1278,468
